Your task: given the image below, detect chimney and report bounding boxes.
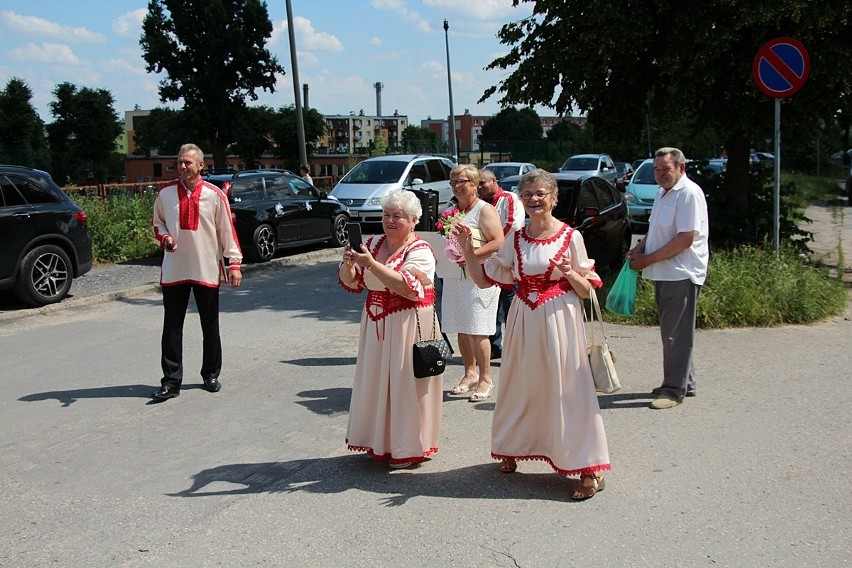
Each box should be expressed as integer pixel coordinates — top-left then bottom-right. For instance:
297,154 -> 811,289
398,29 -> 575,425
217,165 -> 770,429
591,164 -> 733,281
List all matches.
374,82 -> 383,117
302,84 -> 309,108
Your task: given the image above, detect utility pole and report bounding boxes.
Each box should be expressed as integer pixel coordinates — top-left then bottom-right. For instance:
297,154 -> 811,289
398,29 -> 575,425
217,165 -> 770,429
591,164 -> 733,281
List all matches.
443,19 -> 457,162
286,0 -> 307,166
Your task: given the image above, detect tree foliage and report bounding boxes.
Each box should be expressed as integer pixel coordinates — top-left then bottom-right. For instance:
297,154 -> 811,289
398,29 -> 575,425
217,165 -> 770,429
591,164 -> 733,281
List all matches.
482,0 -> 852,246
140,0 -> 285,168
46,83 -> 122,184
133,107 -> 205,157
269,106 -> 326,169
480,106 -> 542,142
401,125 -> 442,153
0,78 -> 47,168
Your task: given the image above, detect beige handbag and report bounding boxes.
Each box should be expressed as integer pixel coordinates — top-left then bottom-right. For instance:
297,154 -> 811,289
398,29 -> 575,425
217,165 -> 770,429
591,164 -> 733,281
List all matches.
585,289 -> 622,394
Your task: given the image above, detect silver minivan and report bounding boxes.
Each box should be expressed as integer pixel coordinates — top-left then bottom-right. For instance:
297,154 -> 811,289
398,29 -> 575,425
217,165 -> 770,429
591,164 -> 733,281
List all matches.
330,154 -> 455,225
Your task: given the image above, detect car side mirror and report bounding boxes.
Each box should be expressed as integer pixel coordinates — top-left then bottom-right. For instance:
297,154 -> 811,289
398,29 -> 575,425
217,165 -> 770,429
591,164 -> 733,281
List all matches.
410,177 -> 424,186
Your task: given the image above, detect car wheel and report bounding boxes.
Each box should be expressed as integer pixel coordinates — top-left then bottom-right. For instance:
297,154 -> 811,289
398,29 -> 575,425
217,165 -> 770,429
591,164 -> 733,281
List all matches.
249,224 -> 277,263
14,244 -> 73,307
330,214 -> 349,247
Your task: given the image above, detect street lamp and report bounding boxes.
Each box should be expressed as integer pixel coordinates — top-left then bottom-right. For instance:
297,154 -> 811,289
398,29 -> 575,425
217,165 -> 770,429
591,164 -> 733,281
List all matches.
443,19 -> 457,162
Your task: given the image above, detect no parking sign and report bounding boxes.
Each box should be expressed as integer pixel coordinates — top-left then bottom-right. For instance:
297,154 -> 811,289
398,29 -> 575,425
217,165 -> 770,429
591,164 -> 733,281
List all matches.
753,37 -> 810,98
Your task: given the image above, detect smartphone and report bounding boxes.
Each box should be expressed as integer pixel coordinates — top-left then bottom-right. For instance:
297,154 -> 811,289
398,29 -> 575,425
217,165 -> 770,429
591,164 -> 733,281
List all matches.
346,222 -> 363,251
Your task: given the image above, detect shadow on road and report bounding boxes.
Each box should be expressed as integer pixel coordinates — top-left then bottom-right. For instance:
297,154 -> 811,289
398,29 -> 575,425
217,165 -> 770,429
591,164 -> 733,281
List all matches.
19,383 -> 155,407
169,454 -> 587,505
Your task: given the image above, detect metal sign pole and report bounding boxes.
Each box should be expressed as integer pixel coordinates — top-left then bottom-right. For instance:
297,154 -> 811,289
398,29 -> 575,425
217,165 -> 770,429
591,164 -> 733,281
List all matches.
774,98 -> 781,254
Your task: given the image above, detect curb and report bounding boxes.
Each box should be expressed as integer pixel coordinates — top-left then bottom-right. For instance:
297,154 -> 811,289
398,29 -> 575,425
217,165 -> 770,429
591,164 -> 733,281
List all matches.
0,247 -> 345,323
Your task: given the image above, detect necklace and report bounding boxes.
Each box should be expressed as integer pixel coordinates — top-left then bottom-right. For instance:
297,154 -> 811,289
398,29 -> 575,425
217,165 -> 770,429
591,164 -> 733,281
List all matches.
528,220 -> 560,240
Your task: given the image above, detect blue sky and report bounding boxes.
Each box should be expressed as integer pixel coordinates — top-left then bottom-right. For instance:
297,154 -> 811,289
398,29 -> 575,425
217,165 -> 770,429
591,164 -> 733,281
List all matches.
0,0 -> 542,126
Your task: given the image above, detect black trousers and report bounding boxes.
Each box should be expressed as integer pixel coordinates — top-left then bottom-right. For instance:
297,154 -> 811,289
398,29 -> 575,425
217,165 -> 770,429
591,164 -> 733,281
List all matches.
161,283 -> 221,389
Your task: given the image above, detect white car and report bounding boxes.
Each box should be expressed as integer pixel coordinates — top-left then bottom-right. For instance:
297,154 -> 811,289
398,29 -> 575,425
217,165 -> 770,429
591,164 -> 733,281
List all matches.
558,153 -> 618,184
483,162 -> 536,180
330,154 -> 455,226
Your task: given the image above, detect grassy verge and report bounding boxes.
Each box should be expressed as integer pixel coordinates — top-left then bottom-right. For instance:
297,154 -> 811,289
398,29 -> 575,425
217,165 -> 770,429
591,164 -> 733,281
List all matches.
72,190 -> 161,263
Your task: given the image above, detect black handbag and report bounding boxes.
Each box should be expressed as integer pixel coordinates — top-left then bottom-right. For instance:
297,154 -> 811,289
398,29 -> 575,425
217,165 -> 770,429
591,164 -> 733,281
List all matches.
412,309 -> 453,378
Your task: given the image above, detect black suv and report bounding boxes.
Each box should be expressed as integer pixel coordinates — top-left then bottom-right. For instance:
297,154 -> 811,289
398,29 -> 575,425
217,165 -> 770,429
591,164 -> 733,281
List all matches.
227,170 -> 351,262
0,166 -> 93,306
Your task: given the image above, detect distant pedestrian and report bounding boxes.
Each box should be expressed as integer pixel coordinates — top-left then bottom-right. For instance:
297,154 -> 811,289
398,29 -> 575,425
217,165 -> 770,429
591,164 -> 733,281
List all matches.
626,147 -> 709,409
151,143 -> 243,401
477,167 -> 524,358
299,164 -> 313,185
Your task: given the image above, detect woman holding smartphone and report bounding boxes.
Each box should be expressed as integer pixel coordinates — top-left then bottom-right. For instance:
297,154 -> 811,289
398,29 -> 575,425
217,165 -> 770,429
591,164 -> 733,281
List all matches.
338,189 -> 443,469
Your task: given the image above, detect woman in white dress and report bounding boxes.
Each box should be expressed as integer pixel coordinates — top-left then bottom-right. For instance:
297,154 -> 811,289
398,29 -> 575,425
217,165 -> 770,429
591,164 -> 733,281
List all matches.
440,164 -> 504,402
338,189 -> 443,468
455,169 -> 611,500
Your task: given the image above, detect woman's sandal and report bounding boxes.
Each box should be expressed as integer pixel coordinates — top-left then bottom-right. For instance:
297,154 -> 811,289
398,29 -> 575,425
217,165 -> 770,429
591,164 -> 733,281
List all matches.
572,473 -> 605,500
499,459 -> 517,473
468,383 -> 494,402
451,379 -> 478,395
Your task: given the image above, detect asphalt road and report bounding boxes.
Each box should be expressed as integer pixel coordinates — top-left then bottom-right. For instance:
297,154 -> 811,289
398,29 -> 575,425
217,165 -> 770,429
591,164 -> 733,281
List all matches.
0,241 -> 849,567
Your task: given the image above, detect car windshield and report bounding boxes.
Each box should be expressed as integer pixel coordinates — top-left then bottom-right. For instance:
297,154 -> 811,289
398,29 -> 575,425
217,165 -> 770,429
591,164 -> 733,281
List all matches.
632,162 -> 656,184
486,165 -> 516,180
340,160 -> 407,184
562,157 -> 597,171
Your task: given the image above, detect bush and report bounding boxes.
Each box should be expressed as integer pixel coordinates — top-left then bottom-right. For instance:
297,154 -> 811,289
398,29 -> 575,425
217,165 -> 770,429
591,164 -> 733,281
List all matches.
602,246 -> 847,328
73,190 -> 161,263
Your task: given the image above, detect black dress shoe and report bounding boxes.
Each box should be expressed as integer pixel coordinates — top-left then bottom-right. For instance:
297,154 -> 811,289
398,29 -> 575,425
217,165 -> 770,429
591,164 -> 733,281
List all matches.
152,386 -> 180,400
203,377 -> 222,393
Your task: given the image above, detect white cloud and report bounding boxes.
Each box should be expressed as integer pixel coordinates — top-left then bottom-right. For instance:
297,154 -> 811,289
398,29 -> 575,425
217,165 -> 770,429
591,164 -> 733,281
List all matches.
422,0 -> 520,20
272,18 -> 343,52
370,37 -> 382,46
8,43 -> 80,65
112,9 -> 147,37
1,11 -> 105,43
371,0 -> 432,33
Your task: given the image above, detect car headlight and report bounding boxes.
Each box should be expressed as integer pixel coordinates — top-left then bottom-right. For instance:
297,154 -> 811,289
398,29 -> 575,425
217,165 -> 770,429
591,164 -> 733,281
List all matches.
368,197 -> 382,206
623,192 -> 637,204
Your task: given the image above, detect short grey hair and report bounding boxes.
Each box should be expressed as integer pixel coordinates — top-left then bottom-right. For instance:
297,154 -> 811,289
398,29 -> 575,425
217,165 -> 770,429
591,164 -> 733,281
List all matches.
479,168 -> 497,183
518,168 -> 559,205
655,147 -> 686,166
178,143 -> 204,163
381,189 -> 422,222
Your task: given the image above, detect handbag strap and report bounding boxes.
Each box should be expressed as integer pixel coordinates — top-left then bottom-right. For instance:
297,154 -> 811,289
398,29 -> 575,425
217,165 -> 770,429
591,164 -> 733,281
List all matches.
585,288 -> 609,346
414,308 -> 439,341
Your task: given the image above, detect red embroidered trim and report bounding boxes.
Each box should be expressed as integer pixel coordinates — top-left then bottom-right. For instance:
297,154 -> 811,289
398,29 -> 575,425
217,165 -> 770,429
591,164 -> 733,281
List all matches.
346,440 -> 439,463
492,190 -> 517,235
514,225 -> 576,309
177,179 -> 202,231
491,453 -> 611,476
366,288 -> 435,322
160,279 -> 219,289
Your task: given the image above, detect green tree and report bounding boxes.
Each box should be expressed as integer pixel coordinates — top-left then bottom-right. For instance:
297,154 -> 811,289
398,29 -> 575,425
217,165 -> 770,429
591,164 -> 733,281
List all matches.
401,125 -> 441,153
0,78 -> 47,168
132,107 -> 205,157
269,105 -> 326,169
46,83 -> 122,184
480,106 -> 542,143
482,0 -> 851,245
140,0 -> 285,168
231,105 -> 277,169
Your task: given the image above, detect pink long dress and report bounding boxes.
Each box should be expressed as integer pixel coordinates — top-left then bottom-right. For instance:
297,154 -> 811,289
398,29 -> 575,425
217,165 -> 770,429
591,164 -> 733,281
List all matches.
484,225 -> 611,476
338,235 -> 443,466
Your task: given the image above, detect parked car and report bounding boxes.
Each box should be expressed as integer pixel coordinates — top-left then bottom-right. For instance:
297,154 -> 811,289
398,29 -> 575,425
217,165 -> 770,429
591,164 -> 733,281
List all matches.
498,173 -> 631,271
330,154 -> 455,228
558,153 -> 618,184
228,170 -> 350,262
203,171 -> 235,198
614,161 -> 634,191
0,165 -> 93,306
623,159 -> 657,233
483,161 -> 536,180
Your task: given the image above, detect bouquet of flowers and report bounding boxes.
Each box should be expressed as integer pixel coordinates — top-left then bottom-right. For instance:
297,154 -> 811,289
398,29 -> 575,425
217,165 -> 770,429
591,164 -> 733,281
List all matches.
436,207 -> 467,278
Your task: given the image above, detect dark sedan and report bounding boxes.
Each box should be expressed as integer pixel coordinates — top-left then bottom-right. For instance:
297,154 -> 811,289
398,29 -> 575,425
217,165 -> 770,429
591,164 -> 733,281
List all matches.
0,165 -> 93,306
227,170 -> 351,262
498,173 -> 632,271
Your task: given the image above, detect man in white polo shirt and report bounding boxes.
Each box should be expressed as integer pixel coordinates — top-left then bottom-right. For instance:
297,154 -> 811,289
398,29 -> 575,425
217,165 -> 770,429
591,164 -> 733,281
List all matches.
626,147 -> 709,409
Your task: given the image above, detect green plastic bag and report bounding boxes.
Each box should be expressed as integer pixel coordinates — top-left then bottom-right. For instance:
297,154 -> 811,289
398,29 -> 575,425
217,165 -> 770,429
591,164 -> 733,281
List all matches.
605,260 -> 637,316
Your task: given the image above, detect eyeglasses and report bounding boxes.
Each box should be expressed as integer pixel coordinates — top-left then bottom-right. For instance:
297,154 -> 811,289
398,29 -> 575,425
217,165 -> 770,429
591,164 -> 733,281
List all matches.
519,190 -> 551,201
449,179 -> 471,187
